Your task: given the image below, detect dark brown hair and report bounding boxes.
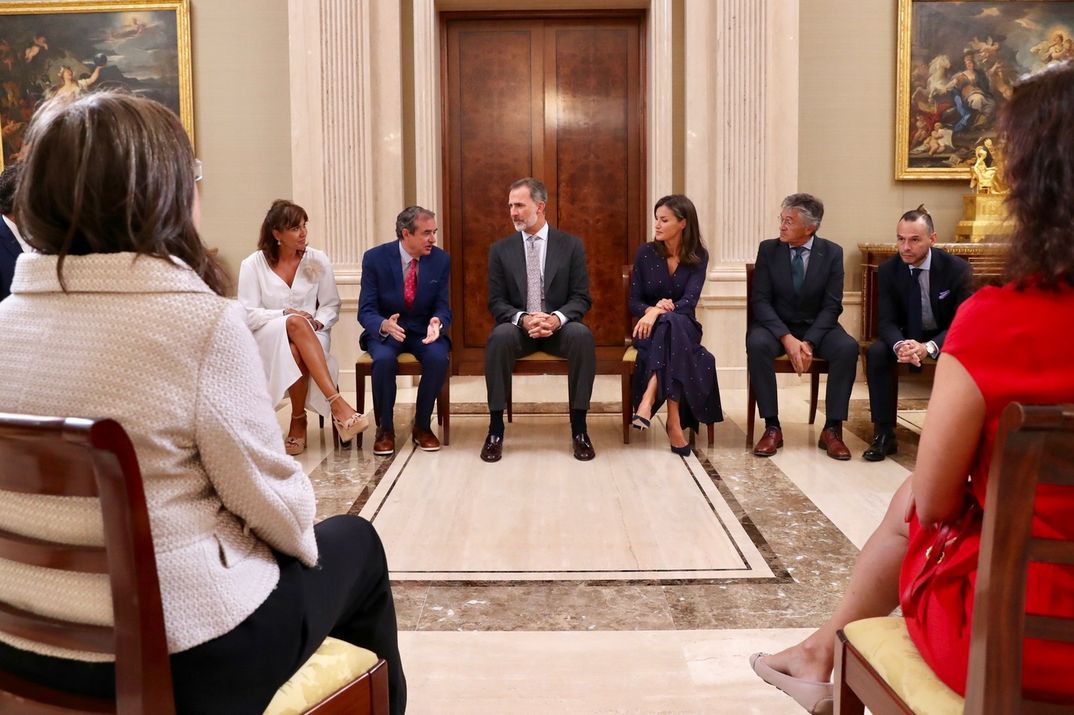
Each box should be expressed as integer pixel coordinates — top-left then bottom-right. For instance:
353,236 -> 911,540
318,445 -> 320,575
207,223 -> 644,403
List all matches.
652,194 -> 706,266
258,199 -> 309,266
899,204 -> 935,235
15,90 -> 227,294
0,164 -> 19,215
1001,61 -> 1074,289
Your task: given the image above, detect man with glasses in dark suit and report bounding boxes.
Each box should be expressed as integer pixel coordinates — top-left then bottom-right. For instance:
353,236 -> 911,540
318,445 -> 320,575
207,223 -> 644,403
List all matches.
747,193 -> 859,461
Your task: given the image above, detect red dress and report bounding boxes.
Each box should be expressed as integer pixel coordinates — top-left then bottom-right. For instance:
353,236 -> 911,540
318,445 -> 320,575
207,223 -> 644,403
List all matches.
899,283 -> 1074,701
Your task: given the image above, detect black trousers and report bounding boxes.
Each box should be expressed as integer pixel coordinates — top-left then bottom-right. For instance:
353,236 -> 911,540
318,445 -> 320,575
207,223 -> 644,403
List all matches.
484,320 -> 596,412
746,323 -> 858,421
865,332 -> 939,428
0,515 -> 406,715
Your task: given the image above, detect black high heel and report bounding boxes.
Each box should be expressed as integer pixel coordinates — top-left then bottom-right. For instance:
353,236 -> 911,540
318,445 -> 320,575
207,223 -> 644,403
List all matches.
670,443 -> 691,457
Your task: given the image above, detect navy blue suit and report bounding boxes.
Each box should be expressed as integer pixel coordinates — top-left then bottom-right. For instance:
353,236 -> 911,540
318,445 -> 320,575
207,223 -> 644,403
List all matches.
866,248 -> 972,427
358,242 -> 451,432
0,219 -> 22,302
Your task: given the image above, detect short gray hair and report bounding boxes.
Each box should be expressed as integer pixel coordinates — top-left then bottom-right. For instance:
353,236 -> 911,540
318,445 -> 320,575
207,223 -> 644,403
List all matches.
781,192 -> 824,231
395,205 -> 435,240
509,177 -> 548,204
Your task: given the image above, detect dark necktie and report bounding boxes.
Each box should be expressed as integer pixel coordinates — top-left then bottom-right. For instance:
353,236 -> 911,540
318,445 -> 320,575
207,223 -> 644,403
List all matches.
792,246 -> 806,296
907,268 -> 924,341
404,258 -> 417,310
908,267 -> 924,373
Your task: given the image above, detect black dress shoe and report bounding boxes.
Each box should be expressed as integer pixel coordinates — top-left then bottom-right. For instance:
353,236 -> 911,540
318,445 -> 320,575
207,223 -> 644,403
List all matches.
572,432 -> 596,461
863,433 -> 898,462
480,433 -> 503,463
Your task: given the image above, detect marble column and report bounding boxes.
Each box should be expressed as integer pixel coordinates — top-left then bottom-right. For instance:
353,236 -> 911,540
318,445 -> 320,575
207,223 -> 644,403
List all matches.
288,0 -> 405,381
684,0 -> 800,387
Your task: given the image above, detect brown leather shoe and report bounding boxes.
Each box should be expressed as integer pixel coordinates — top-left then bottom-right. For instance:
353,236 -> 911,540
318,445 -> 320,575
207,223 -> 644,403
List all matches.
572,432 -> 596,461
752,426 -> 783,457
372,428 -> 395,456
818,427 -> 851,461
480,433 -> 503,463
412,426 -> 441,452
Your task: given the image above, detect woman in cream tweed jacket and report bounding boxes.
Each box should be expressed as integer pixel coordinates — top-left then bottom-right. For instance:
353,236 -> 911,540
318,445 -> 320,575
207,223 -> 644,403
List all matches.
0,93 -> 404,714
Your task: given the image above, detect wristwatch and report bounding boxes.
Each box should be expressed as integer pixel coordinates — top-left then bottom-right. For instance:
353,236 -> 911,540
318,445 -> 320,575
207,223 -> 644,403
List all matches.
925,340 -> 939,360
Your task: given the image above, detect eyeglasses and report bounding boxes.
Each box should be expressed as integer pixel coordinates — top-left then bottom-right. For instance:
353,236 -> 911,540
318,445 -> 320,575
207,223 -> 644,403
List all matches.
193,158 -> 203,183
778,215 -> 798,228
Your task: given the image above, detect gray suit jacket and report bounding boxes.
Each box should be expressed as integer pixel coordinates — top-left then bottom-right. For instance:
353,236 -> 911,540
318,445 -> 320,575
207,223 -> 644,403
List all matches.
487,226 -> 592,324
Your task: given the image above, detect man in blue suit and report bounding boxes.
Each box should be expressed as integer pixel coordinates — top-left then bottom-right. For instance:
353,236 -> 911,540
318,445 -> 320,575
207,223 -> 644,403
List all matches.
358,206 -> 451,456
0,166 -> 25,302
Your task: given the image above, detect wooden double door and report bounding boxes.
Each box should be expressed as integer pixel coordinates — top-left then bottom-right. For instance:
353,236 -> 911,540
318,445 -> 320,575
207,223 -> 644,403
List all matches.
441,12 -> 646,374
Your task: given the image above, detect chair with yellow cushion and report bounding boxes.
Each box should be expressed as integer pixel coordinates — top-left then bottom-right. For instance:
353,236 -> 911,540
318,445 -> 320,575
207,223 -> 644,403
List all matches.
354,351 -> 450,449
0,413 -> 389,715
834,402 -> 1074,714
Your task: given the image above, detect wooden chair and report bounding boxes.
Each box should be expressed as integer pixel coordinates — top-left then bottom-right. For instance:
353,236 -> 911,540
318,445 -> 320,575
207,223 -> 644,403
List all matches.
834,402 -> 1074,715
0,413 -> 389,715
354,352 -> 451,449
744,263 -> 828,447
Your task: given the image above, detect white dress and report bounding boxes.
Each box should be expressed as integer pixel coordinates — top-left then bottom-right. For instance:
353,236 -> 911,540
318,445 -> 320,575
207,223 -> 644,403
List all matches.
237,248 -> 341,417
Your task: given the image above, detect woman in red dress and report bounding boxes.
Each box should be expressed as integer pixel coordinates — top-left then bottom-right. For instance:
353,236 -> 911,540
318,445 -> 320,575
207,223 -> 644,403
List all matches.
750,61 -> 1074,713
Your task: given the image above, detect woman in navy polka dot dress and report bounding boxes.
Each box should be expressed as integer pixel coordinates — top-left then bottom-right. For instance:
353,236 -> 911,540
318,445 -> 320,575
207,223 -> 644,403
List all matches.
629,194 -> 722,455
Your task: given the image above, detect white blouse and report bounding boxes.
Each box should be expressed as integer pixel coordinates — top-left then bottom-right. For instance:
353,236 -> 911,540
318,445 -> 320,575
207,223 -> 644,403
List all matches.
237,248 -> 340,332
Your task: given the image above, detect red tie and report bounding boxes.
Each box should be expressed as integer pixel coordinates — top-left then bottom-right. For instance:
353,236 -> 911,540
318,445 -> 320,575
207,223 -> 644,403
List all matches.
404,258 -> 417,310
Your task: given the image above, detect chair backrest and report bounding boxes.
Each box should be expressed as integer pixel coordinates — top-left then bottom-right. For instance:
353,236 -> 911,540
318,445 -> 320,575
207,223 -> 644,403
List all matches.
0,414 -> 175,715
745,263 -> 756,326
622,264 -> 634,347
966,402 -> 1074,714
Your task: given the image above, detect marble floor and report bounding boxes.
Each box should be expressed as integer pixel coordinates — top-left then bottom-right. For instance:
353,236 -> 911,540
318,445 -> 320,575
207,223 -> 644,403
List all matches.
280,376 -> 931,713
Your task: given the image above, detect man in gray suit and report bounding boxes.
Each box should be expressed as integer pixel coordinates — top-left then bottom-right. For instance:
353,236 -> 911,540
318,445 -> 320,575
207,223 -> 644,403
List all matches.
480,177 -> 596,463
746,193 -> 858,461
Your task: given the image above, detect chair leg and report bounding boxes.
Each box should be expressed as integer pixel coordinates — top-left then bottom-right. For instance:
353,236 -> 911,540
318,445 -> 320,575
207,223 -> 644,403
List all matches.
834,632 -> 866,715
355,365 -> 367,449
808,372 -> 820,425
507,388 -> 513,424
746,378 -> 757,448
891,365 -> 900,424
441,372 -> 450,446
622,369 -> 632,445
707,422 -> 714,447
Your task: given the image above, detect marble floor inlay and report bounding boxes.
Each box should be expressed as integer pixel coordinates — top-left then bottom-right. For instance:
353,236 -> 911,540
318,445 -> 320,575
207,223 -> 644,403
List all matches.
287,382 -> 923,712
358,415 -> 778,582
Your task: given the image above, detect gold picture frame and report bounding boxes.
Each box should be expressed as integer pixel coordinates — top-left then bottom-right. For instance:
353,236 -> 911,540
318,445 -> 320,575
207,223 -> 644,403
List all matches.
896,0 -> 1074,180
0,0 -> 193,169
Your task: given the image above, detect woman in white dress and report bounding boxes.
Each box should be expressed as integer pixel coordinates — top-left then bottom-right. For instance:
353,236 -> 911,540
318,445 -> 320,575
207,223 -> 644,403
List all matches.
238,200 -> 367,454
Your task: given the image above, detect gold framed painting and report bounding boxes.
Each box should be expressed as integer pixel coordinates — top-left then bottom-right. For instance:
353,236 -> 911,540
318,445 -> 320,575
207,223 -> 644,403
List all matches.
896,0 -> 1074,180
0,0 -> 192,169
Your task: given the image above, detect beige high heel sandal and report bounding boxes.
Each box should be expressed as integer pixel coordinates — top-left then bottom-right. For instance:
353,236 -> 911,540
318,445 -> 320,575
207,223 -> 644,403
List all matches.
327,393 -> 370,441
285,413 -> 307,456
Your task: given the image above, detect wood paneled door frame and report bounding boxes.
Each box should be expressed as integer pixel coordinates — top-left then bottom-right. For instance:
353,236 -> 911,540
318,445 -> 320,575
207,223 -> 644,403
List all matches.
440,10 -> 647,375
